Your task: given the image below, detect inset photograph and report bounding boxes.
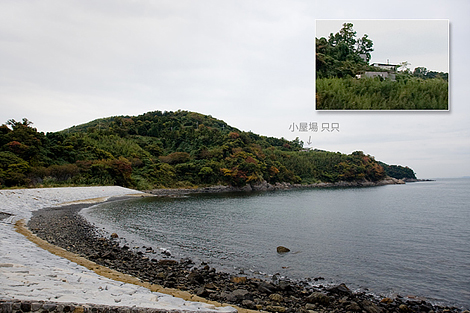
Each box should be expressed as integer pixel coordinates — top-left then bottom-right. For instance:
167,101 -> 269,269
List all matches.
315,19 -> 449,110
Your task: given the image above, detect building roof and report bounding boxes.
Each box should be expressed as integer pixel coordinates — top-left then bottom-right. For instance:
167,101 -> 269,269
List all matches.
371,62 -> 399,67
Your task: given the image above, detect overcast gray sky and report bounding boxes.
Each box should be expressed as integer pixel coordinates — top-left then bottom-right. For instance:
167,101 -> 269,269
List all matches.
1,0 -> 469,179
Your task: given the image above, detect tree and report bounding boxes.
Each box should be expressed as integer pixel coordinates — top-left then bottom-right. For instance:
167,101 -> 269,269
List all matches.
412,67 -> 448,81
398,61 -> 411,73
328,23 -> 356,50
413,67 -> 428,78
0,151 -> 30,186
7,118 -> 33,128
356,34 -> 374,62
2,118 -> 47,165
316,23 -> 373,78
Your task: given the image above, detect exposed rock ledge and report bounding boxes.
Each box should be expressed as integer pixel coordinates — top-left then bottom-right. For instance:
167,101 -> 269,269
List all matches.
146,177 -> 405,195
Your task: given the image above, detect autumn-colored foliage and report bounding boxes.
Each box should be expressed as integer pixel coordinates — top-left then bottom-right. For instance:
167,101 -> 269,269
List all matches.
0,111 -> 407,189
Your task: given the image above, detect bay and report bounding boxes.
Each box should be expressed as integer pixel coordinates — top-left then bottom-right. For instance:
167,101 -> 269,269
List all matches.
83,178 -> 470,309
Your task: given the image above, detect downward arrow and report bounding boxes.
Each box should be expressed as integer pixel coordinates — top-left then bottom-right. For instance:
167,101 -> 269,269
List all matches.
307,136 -> 312,145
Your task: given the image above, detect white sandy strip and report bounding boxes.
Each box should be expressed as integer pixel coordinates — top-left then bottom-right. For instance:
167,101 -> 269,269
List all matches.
0,186 -> 236,312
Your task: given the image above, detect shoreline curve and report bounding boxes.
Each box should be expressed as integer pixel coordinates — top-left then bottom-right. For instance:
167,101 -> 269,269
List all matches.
1,186 -> 467,313
0,186 -> 237,313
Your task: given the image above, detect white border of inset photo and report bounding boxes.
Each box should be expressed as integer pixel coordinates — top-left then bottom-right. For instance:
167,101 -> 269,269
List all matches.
315,19 -> 449,111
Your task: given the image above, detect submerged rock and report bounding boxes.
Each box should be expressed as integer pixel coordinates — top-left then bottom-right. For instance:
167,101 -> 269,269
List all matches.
276,246 -> 290,253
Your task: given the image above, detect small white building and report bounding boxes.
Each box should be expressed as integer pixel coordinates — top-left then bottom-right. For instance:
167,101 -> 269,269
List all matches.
356,61 -> 399,81
363,71 -> 396,81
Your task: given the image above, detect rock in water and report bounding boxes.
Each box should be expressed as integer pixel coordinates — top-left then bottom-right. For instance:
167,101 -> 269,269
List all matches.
277,246 -> 290,253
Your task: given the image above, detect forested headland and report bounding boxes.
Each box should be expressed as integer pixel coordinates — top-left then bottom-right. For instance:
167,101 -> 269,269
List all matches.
316,23 -> 448,110
0,111 -> 416,190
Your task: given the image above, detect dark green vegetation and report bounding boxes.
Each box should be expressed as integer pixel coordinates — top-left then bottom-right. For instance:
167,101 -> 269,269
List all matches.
0,111 -> 411,189
316,23 -> 448,110
316,76 -> 448,110
379,162 -> 416,180
316,22 -> 373,80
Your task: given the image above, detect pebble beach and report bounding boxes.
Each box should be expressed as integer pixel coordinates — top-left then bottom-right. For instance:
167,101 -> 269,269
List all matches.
0,186 -> 236,312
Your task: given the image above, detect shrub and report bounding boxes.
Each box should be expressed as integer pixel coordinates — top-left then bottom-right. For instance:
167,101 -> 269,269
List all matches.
159,152 -> 191,164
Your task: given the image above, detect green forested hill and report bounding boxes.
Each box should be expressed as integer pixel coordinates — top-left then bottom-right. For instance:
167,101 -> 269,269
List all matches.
0,110 -> 412,189
378,162 -> 416,180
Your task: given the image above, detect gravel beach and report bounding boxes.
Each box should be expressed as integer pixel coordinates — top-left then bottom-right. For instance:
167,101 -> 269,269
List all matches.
0,187 -> 236,313
0,186 -> 468,313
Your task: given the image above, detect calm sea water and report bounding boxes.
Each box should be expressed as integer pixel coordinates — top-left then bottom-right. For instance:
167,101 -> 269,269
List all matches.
83,178 -> 470,309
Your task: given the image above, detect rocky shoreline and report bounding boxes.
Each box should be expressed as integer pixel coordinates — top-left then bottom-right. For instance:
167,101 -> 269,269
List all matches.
145,177 -> 406,196
27,196 -> 468,313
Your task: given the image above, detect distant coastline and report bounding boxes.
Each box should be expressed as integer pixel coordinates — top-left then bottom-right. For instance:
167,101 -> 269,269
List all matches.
402,178 -> 435,182
145,177 -> 407,196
